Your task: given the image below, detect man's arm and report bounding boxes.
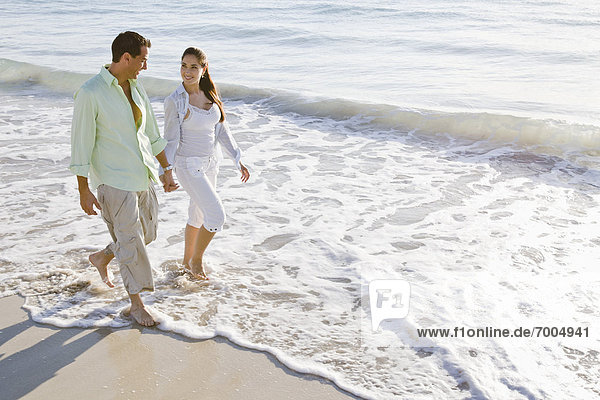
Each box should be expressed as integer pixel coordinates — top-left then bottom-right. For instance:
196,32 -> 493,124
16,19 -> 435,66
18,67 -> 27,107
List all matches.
70,87 -> 100,214
135,83 -> 177,192
156,150 -> 178,192
77,176 -> 102,215
137,81 -> 168,159
160,95 -> 181,175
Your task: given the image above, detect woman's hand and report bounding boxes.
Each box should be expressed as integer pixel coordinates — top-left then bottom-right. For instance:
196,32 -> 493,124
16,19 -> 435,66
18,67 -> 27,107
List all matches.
239,162 -> 250,183
160,170 -> 179,192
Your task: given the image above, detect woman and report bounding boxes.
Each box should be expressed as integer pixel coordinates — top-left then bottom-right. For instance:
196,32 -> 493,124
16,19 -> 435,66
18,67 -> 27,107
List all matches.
162,47 -> 250,280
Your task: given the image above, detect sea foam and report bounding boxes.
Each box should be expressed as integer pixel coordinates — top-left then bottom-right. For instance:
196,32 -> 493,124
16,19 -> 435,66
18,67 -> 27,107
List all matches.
1,84 -> 598,398
1,58 -> 598,158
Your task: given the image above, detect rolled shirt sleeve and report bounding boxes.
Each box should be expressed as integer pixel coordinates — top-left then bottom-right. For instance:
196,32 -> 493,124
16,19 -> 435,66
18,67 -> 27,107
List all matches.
70,87 -> 97,177
216,121 -> 242,170
150,133 -> 168,156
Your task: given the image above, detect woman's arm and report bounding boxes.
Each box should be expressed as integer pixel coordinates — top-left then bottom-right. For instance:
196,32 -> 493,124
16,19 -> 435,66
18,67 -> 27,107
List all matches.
215,121 -> 242,170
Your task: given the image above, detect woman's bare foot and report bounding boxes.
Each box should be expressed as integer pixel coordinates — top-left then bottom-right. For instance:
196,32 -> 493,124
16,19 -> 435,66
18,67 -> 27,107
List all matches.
122,305 -> 156,327
186,259 -> 209,281
89,248 -> 115,288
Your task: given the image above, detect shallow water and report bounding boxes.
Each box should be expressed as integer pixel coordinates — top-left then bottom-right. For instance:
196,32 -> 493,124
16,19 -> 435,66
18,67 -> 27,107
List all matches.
0,88 -> 599,398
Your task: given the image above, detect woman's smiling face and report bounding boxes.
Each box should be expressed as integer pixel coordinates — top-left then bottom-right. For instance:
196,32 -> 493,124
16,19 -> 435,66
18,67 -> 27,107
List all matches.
180,54 -> 205,85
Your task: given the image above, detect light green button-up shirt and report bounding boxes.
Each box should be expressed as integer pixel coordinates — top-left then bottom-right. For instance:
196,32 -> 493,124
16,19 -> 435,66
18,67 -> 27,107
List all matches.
70,65 -> 167,191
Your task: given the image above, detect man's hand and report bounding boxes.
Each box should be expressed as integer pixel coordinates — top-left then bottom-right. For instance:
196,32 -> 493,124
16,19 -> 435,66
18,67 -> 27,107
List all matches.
160,170 -> 179,192
79,187 -> 101,215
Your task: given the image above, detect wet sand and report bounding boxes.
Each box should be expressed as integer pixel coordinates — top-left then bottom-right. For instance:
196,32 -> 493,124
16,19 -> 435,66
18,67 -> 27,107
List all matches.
0,295 -> 359,400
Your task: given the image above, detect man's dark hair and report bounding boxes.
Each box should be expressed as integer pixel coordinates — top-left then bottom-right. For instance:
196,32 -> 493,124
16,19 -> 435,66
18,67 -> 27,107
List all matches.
111,31 -> 151,63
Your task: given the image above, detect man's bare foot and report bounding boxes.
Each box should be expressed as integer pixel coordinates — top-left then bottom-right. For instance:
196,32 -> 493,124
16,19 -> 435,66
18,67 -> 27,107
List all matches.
123,305 -> 156,327
186,260 -> 209,281
89,248 -> 115,288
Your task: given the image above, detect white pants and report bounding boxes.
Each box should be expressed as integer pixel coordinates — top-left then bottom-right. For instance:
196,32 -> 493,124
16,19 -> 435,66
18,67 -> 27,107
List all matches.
174,155 -> 225,232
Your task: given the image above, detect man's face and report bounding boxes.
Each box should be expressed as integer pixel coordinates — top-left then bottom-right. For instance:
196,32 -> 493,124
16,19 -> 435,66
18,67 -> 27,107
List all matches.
128,46 -> 149,79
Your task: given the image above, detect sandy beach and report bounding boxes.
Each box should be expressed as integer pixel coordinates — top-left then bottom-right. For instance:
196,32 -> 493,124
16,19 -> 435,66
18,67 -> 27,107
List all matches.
0,295 -> 358,400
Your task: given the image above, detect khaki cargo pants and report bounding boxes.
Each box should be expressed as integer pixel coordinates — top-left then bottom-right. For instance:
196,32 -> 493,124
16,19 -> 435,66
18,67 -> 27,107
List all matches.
97,184 -> 158,294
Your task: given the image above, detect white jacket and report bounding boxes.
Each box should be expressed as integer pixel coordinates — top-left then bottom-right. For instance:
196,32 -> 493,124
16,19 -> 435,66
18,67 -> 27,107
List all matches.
161,83 -> 242,174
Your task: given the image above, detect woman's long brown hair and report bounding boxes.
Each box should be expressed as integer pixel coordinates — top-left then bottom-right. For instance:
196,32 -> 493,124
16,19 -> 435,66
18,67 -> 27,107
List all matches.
182,47 -> 225,122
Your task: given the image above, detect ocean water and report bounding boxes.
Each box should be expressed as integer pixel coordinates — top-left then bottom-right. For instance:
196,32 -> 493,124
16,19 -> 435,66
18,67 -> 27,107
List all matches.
1,1 -> 599,399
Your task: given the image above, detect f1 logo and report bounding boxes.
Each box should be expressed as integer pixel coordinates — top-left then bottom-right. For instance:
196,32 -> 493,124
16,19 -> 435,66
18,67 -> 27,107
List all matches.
369,279 -> 411,331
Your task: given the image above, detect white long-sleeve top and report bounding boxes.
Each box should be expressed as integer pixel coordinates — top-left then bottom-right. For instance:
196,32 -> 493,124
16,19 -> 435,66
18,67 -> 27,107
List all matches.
161,83 -> 242,174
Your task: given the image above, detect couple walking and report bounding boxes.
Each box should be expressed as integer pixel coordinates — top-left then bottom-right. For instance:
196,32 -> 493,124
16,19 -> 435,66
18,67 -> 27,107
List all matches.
70,31 -> 249,326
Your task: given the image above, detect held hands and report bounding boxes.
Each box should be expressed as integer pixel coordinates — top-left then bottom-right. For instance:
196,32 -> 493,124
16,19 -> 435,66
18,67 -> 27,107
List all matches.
239,162 -> 250,183
79,187 -> 101,215
160,170 -> 179,192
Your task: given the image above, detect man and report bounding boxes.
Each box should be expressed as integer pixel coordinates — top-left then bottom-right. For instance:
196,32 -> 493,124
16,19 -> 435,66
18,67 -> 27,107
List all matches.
70,31 -> 178,326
